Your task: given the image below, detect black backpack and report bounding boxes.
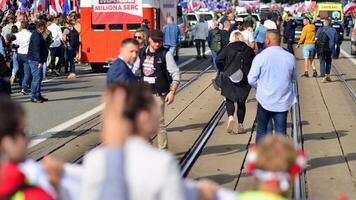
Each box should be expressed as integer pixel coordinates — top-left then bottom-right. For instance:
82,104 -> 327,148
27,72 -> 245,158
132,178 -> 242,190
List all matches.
68,28 -> 80,47
316,29 -> 330,55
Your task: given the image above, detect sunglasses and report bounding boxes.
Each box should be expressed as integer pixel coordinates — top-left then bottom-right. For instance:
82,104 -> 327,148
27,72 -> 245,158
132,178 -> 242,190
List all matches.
134,36 -> 142,39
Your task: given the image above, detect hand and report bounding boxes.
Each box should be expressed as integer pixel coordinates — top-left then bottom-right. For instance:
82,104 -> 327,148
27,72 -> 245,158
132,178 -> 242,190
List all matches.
101,87 -> 131,147
42,156 -> 64,192
38,63 -> 43,69
165,91 -> 175,105
195,179 -> 219,200
296,44 -> 300,48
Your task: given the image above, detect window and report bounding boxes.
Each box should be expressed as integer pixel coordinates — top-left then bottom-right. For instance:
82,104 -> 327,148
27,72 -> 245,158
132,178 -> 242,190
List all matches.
127,24 -> 141,31
92,24 -> 105,31
203,14 -> 213,21
109,24 -> 123,31
177,17 -> 184,25
186,15 -> 197,21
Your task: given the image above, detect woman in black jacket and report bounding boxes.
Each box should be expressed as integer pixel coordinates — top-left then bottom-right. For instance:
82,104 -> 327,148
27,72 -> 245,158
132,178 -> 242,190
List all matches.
216,31 -> 255,134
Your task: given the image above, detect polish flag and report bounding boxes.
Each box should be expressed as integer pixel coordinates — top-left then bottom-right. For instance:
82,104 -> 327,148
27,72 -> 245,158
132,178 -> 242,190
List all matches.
73,0 -> 79,12
0,0 -> 7,11
34,0 -> 47,12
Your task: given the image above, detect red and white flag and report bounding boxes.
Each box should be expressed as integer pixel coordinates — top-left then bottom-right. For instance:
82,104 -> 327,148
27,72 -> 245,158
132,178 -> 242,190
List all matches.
73,0 -> 79,12
33,0 -> 47,12
0,0 -> 7,11
50,0 -> 62,14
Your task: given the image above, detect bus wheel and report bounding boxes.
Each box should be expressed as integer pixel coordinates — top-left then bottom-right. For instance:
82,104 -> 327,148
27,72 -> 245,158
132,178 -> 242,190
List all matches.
91,63 -> 105,73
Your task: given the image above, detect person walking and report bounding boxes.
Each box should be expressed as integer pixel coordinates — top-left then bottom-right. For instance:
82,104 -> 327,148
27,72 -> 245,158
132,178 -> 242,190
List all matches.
207,19 -> 222,71
254,19 -> 268,53
264,15 -> 277,30
248,30 -> 296,143
217,31 -> 255,134
107,38 -> 139,85
162,16 -> 180,60
27,20 -> 49,103
47,16 -> 64,76
221,20 -> 231,48
230,21 -> 255,49
316,19 -> 338,83
193,15 -> 209,59
313,15 -> 323,33
297,17 -> 317,78
139,30 -> 180,150
63,20 -> 80,79
331,17 -> 343,59
283,14 -> 296,55
134,29 -> 148,50
13,21 -> 32,95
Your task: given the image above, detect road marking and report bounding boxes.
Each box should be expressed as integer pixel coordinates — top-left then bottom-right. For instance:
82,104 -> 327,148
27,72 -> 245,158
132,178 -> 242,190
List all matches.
29,104 -> 105,148
340,48 -> 356,66
29,53 -> 202,147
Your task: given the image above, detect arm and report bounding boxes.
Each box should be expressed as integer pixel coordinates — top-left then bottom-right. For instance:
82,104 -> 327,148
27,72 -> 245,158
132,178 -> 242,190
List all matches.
160,157 -> 185,200
254,27 -> 259,40
207,30 -> 212,48
248,55 -> 262,88
216,47 -> 227,71
165,52 -> 180,87
298,27 -> 306,45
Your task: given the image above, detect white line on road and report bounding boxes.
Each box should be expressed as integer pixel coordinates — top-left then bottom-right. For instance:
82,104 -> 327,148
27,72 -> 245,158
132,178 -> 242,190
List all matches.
29,53 -> 202,147
340,48 -> 356,66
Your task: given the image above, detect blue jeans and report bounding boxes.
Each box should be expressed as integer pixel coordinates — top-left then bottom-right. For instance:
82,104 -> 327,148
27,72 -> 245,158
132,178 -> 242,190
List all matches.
29,60 -> 43,99
211,50 -> 218,71
18,54 -> 31,91
319,52 -> 332,77
11,52 -> 19,76
256,104 -> 288,143
66,46 -> 77,73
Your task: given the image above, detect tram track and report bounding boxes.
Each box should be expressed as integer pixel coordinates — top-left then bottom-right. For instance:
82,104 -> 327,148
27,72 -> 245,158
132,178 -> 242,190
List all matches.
331,63 -> 356,102
30,60 -> 214,163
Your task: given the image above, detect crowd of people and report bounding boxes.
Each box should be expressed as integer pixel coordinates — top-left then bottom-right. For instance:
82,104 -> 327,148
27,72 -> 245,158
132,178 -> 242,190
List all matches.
7,7 -> 353,200
0,10 -> 80,101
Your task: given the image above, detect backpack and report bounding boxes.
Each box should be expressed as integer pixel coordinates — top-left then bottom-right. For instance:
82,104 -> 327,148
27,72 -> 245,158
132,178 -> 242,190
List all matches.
211,29 -> 222,52
68,28 -> 80,47
315,29 -> 330,55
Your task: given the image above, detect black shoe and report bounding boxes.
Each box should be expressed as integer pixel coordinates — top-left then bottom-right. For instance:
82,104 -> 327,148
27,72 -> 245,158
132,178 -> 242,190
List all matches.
53,70 -> 60,76
20,89 -> 28,95
203,55 -> 207,59
312,70 -> 318,78
31,98 -> 44,103
196,56 -> 201,59
38,96 -> 49,102
301,72 -> 309,78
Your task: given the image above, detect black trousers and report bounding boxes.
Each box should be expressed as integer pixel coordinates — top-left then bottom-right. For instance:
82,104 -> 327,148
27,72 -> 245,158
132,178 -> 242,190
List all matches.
226,98 -> 246,124
195,39 -> 206,57
50,46 -> 64,71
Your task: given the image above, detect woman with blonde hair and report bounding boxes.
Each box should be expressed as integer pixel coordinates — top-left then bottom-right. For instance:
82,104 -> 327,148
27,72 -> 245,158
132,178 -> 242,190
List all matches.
216,31 -> 255,134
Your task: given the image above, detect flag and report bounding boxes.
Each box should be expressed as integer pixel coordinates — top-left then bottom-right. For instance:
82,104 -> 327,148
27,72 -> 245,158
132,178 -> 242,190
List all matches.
33,0 -> 47,12
62,0 -> 69,14
18,0 -> 28,12
0,0 -> 7,11
73,0 -> 79,12
50,0 -> 62,14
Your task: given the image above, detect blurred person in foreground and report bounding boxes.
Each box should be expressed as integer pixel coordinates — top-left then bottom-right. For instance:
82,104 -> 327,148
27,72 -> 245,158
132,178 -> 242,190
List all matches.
216,32 -> 255,134
0,95 -> 55,199
43,83 -> 237,200
248,30 -> 296,143
237,135 -> 306,200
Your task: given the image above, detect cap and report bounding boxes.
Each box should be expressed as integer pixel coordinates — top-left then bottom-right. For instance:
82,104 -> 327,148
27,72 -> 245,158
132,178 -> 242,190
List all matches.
149,30 -> 163,40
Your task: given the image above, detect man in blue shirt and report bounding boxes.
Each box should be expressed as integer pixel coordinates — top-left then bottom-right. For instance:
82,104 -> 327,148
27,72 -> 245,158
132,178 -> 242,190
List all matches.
162,16 -> 180,60
107,38 -> 139,85
248,30 -> 297,143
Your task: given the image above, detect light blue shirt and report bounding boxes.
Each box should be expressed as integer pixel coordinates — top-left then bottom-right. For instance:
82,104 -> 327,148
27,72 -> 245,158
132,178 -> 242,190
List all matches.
248,46 -> 297,112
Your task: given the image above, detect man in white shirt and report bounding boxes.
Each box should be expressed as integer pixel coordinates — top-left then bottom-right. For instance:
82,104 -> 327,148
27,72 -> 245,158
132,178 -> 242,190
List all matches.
230,21 -> 255,49
13,21 -> 32,95
47,16 -> 64,76
264,15 -> 277,30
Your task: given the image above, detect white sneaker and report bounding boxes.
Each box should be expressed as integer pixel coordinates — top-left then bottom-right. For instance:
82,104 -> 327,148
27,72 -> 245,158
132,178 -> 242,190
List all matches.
10,75 -> 15,85
227,116 -> 235,134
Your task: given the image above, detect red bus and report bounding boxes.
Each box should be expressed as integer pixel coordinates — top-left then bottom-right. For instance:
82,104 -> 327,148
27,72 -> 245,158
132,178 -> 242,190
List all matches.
80,0 -> 176,72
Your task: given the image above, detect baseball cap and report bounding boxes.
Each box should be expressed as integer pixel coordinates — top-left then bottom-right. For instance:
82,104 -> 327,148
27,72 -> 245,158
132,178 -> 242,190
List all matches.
149,30 -> 163,40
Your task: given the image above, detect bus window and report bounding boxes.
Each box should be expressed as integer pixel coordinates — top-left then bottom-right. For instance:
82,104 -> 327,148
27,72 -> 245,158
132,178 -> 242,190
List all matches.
92,24 -> 105,31
109,24 -> 124,31
127,24 -> 141,31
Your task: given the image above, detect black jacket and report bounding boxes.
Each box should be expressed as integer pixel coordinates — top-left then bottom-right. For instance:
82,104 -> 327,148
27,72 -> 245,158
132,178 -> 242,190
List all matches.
283,20 -> 296,39
27,30 -> 48,63
216,41 -> 255,102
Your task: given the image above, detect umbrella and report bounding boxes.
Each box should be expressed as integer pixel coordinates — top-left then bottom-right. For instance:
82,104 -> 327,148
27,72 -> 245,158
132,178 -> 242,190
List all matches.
343,2 -> 356,14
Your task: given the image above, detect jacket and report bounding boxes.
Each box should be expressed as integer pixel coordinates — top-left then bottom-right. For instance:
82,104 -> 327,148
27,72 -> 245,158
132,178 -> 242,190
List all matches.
283,20 -> 296,39
298,23 -> 316,45
163,23 -> 180,47
316,26 -> 338,51
0,162 -> 53,200
216,41 -> 255,102
193,22 -> 209,40
139,47 -> 180,94
207,28 -> 222,52
107,57 -> 138,85
27,30 -> 48,63
220,29 -> 230,48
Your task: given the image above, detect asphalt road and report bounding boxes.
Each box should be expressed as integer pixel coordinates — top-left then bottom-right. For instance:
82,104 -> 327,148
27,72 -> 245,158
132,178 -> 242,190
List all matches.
11,46 -> 200,138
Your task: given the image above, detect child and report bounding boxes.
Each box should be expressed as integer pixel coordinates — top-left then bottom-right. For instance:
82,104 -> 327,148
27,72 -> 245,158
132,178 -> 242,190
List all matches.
237,135 -> 306,200
0,95 -> 55,199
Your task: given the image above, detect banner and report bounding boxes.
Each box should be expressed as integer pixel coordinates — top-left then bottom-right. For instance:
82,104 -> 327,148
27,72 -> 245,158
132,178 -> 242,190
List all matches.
92,0 -> 143,25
